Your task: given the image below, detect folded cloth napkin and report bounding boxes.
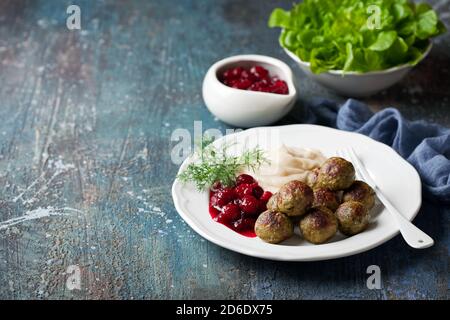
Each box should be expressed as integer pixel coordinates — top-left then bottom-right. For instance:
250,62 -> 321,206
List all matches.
299,98 -> 450,203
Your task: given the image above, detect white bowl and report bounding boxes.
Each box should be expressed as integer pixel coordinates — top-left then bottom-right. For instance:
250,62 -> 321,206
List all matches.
202,54 -> 297,128
284,44 -> 432,97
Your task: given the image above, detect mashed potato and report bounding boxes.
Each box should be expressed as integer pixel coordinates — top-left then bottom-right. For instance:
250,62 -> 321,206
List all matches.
242,145 -> 326,193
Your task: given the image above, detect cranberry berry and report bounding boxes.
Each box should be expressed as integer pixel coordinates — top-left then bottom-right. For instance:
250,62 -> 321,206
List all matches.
250,66 -> 269,80
252,186 -> 264,199
211,187 -> 235,207
239,195 -> 259,215
236,174 -> 255,185
231,67 -> 243,78
232,79 -> 252,90
235,183 -> 255,199
220,203 -> 241,222
210,181 -> 223,192
214,213 -> 229,224
233,218 -> 257,231
260,191 -> 273,203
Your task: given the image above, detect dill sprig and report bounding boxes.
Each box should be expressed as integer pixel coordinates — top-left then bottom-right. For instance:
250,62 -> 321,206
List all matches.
177,138 -> 268,191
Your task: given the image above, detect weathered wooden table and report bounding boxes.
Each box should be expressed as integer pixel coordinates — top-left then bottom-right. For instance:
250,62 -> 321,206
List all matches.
0,0 -> 448,299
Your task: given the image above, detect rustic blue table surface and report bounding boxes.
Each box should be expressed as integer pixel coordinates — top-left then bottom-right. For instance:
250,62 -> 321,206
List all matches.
0,0 -> 449,300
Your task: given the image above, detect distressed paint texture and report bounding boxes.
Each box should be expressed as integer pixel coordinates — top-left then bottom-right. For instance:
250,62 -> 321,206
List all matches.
0,0 -> 449,299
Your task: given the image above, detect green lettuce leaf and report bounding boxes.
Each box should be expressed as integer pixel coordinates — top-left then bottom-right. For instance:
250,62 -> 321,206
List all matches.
268,0 -> 447,73
369,31 -> 398,51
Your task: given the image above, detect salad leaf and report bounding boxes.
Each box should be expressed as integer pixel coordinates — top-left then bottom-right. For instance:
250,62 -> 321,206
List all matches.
369,31 -> 398,51
416,10 -> 438,39
268,0 -> 446,73
268,8 -> 291,29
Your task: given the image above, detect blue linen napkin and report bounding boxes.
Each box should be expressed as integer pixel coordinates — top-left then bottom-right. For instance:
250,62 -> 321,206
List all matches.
299,98 -> 450,203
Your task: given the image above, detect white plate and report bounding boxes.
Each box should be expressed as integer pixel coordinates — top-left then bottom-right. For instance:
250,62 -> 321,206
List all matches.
172,124 -> 422,261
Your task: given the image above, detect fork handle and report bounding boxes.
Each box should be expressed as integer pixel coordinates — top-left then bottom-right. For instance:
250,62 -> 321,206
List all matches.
375,190 -> 434,249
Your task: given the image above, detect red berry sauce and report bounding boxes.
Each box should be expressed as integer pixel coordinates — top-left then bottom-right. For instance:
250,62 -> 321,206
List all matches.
209,174 -> 273,238
220,65 -> 289,95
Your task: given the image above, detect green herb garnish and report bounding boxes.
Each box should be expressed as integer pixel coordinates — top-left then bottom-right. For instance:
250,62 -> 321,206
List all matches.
177,138 -> 268,191
268,0 -> 446,74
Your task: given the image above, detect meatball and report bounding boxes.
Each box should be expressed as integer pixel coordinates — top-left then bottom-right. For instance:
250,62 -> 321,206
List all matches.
343,180 -> 375,211
255,211 -> 294,244
312,187 -> 340,212
267,180 -> 313,217
335,201 -> 370,236
317,157 -> 355,191
300,207 -> 338,244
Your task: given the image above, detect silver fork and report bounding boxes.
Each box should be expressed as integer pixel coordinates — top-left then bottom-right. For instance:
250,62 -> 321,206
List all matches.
337,147 -> 434,249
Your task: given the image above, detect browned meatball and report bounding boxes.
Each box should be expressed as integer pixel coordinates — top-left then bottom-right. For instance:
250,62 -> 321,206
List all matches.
317,157 -> 355,191
343,180 -> 375,210
267,180 -> 313,217
335,201 -> 370,236
299,207 -> 338,244
255,211 -> 294,244
312,187 -> 340,212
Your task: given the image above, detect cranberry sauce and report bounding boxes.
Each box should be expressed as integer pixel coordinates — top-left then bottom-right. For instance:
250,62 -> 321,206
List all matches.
220,65 -> 289,95
208,174 -> 273,238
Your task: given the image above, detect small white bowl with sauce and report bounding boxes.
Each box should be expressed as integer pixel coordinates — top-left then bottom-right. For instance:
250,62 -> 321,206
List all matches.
202,54 -> 297,128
